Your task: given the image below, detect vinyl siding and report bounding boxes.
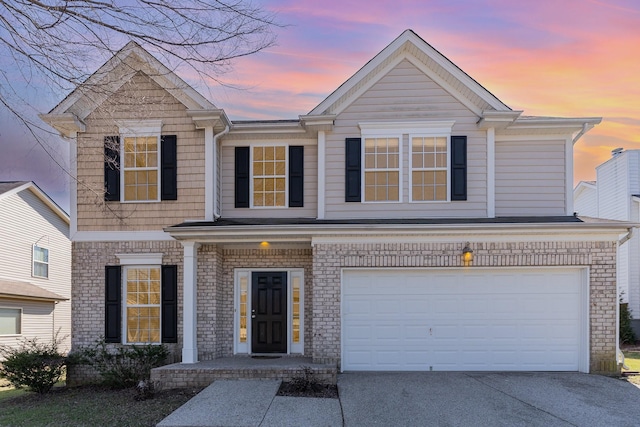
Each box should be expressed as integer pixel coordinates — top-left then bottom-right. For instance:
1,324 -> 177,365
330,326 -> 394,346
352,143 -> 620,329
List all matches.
495,139 -> 566,216
324,59 -> 487,219
220,141 -> 318,218
76,69 -> 205,231
0,299 -> 56,350
0,189 -> 71,352
574,186 -> 597,217
596,152 -> 630,221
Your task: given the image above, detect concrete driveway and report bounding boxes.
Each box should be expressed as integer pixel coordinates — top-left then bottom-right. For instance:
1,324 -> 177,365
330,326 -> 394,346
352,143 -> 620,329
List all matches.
339,372 -> 640,426
159,372 -> 640,426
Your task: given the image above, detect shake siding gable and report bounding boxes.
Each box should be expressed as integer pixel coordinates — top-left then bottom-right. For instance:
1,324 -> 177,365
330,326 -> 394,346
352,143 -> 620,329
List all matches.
324,59 -> 486,219
76,71 -> 205,231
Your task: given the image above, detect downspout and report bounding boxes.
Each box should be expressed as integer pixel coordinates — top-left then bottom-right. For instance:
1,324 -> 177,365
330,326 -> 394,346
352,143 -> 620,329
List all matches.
212,125 -> 230,220
572,123 -> 591,144
617,227 -> 634,369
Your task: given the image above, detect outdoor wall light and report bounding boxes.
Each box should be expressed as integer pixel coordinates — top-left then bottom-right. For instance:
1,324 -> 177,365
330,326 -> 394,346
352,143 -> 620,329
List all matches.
462,242 -> 474,265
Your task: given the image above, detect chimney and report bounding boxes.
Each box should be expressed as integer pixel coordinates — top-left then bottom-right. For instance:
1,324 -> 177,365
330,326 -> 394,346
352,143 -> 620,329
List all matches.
612,147 -> 624,157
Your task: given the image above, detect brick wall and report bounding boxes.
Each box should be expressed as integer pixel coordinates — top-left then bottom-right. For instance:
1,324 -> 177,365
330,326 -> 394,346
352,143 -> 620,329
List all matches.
312,240 -> 618,374
70,240 -> 184,384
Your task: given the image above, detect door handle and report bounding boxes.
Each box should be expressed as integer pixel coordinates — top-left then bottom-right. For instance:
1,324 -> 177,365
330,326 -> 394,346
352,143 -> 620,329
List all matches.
251,314 -> 256,318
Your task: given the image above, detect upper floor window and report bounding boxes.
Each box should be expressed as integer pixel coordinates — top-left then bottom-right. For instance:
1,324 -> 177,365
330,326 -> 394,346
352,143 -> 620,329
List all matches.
364,137 -> 400,202
234,145 -> 304,209
346,121 -> 464,203
410,136 -> 449,202
253,146 -> 286,207
32,245 -> 49,278
123,136 -> 159,201
104,120 -> 177,203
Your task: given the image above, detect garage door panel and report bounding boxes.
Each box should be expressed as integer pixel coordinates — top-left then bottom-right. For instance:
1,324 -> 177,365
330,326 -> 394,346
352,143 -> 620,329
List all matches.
343,268 -> 584,372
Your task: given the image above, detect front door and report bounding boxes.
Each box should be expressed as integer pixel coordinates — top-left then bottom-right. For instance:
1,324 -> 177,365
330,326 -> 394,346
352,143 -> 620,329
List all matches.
251,272 -> 287,353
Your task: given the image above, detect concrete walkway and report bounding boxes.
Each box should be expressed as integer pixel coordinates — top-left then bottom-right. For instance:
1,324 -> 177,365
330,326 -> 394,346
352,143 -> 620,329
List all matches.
157,372 -> 640,427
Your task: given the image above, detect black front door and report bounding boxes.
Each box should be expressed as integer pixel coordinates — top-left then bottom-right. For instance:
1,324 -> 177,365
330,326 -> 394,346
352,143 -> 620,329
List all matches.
251,272 -> 287,353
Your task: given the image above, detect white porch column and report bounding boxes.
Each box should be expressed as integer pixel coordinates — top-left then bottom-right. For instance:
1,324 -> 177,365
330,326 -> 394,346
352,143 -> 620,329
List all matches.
181,241 -> 199,363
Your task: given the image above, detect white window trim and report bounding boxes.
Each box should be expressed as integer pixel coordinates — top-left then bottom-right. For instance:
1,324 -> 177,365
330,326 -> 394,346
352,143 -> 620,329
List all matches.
116,253 -> 163,266
408,134 -> 451,203
249,143 -> 289,209
361,135 -> 403,204
121,264 -> 162,345
358,121 -> 455,205
32,245 -> 49,279
117,120 -> 163,204
0,307 -> 22,336
233,268 -> 305,355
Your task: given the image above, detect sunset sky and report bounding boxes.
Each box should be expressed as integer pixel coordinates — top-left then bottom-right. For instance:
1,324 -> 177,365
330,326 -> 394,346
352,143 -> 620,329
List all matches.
0,0 -> 638,210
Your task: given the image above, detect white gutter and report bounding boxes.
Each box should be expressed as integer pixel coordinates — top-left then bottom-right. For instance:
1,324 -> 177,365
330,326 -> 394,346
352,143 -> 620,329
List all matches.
212,125 -> 230,219
572,122 -> 593,144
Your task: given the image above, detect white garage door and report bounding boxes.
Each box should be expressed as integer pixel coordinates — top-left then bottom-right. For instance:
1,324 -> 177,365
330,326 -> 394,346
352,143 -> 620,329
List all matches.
342,268 -> 586,372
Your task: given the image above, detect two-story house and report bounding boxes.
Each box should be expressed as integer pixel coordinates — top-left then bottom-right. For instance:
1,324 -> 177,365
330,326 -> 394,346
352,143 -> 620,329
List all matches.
574,149 -> 640,336
0,181 -> 71,353
41,29 -> 628,382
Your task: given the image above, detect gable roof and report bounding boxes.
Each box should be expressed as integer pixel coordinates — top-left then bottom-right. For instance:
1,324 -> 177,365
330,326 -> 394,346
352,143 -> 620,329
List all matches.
309,29 -> 511,118
0,181 -> 69,225
40,41 -> 224,137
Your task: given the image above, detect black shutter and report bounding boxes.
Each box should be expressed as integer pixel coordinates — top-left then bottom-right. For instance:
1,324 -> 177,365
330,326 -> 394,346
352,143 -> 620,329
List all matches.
289,146 -> 304,207
235,147 -> 250,208
161,265 -> 178,343
104,136 -> 120,201
105,266 -> 122,343
451,135 -> 467,201
345,138 -> 361,202
161,135 -> 177,200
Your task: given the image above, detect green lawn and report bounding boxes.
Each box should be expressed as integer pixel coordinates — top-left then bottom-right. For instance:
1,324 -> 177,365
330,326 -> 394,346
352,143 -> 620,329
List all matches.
623,351 -> 640,372
0,384 -> 200,427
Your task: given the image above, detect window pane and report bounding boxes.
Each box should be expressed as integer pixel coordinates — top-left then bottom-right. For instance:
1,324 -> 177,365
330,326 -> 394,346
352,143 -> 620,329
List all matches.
122,136 -> 159,201
251,146 -> 286,207
0,308 -> 21,335
292,276 -> 301,344
363,138 -> 400,202
125,267 -> 161,344
239,276 -> 248,343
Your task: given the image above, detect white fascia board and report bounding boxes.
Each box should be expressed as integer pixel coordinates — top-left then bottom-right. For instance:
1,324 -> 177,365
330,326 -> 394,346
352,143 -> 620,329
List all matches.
309,30 -> 509,116
48,42 -> 216,119
165,222 -> 633,244
72,230 -> 174,242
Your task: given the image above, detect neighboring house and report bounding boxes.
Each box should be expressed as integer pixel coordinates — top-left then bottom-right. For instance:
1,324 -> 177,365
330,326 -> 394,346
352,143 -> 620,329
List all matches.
574,149 -> 640,334
41,29 -> 629,380
0,181 -> 71,353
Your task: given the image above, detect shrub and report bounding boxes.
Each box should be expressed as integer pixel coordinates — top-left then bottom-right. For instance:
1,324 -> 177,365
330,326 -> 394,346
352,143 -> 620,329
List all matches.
75,339 -> 169,389
620,302 -> 636,345
0,336 -> 67,393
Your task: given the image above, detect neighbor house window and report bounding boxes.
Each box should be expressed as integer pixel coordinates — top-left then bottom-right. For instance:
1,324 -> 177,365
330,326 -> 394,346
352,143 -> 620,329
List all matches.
252,145 -> 286,207
123,136 -> 159,201
33,245 -> 49,278
124,266 -> 161,344
0,308 -> 21,335
411,136 -> 449,201
364,137 -> 400,202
